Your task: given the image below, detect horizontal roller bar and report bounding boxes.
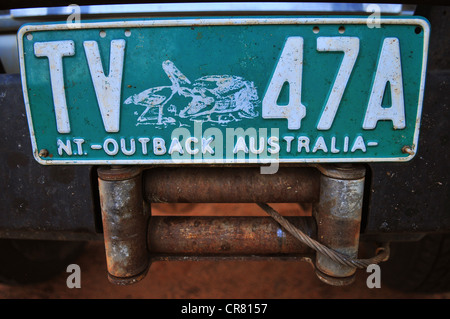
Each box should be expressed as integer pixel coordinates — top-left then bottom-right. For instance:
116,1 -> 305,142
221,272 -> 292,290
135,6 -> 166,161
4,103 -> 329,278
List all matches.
144,167 -> 320,203
148,216 -> 316,256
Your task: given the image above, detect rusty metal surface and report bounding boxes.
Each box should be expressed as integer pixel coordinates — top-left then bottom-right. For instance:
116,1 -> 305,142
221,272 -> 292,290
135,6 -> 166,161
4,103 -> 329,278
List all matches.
149,255 -> 314,262
144,166 -> 320,203
99,164 -> 370,287
147,216 -> 316,257
97,166 -> 142,181
313,164 -> 366,180
98,167 -> 150,285
313,167 -> 365,285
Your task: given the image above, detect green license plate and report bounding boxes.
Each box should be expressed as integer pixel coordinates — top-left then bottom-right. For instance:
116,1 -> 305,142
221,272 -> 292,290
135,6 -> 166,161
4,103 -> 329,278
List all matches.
18,17 -> 429,165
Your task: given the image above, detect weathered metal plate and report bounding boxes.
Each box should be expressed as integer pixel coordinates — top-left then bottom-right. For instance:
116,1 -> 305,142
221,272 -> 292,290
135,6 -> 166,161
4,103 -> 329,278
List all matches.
18,17 -> 429,165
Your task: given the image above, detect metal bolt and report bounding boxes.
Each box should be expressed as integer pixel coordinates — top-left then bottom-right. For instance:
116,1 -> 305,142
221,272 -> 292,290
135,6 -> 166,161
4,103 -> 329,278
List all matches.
39,149 -> 49,157
401,145 -> 415,155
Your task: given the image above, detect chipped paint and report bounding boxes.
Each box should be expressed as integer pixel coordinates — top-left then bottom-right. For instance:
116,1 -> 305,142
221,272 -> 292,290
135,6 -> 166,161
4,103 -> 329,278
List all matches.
18,17 -> 429,165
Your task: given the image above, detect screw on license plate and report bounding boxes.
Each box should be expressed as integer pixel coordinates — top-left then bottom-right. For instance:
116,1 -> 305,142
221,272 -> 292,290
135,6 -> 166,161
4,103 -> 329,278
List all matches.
401,146 -> 414,155
39,149 -> 49,157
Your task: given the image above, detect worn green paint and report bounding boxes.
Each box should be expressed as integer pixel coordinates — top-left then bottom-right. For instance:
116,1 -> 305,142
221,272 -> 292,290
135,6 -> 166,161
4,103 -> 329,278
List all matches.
19,17 -> 429,164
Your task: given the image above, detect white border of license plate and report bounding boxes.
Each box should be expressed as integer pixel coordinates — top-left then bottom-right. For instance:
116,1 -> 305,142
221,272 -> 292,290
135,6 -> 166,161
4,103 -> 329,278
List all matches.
18,17 -> 430,165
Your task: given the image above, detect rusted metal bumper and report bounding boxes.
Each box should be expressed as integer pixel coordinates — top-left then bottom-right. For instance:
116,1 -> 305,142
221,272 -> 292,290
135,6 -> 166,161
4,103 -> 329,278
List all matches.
98,165 -> 367,286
